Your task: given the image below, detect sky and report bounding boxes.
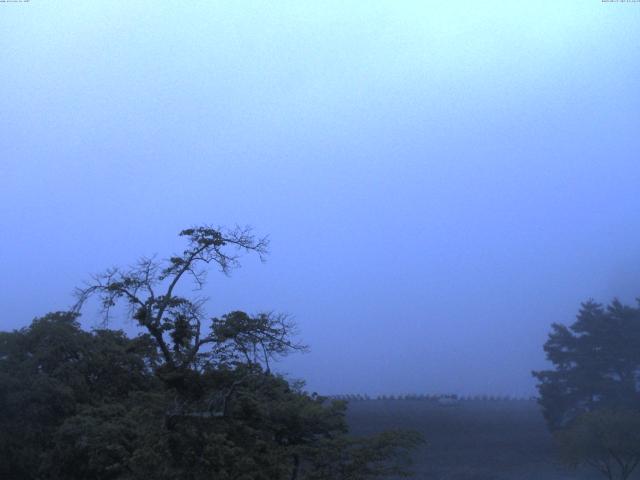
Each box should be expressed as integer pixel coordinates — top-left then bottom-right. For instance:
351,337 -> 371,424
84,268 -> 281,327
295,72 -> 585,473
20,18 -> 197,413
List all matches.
1,1 -> 640,397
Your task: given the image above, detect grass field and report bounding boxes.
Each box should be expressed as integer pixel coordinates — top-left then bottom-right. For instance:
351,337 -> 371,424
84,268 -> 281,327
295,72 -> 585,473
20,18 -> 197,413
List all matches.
346,399 -> 602,480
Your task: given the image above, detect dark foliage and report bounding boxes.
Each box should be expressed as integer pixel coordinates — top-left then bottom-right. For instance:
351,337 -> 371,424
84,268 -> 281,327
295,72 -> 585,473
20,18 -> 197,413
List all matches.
555,408 -> 640,480
533,298 -> 640,480
0,226 -> 421,479
533,299 -> 640,430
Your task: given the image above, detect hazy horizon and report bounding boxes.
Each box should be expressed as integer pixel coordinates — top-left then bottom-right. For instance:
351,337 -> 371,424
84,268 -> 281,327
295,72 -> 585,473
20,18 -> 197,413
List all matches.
2,1 -> 640,397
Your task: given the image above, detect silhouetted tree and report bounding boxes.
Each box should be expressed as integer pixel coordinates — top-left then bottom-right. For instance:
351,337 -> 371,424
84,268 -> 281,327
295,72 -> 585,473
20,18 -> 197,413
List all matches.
74,226 -> 285,374
533,299 -> 640,430
1,225 -> 422,479
533,298 -> 640,480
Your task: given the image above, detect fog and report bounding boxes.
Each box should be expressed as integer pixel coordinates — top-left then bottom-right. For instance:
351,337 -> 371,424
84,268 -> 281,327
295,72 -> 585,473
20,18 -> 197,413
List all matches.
1,1 -> 639,398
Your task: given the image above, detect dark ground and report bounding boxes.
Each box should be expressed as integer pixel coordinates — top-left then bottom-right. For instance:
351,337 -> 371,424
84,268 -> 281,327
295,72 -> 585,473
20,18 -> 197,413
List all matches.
346,399 -> 602,480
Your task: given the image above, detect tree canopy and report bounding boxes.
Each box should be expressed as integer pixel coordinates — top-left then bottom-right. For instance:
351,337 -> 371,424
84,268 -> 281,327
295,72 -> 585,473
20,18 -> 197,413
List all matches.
0,225 -> 422,479
533,298 -> 640,480
533,299 -> 640,430
555,408 -> 640,480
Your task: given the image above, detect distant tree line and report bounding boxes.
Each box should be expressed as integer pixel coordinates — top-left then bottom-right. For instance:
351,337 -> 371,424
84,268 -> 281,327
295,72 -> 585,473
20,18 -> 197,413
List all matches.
328,394 -> 535,402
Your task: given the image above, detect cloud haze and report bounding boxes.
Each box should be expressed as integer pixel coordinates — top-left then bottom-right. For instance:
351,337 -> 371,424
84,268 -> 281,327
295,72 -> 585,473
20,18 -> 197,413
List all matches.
1,1 -> 639,397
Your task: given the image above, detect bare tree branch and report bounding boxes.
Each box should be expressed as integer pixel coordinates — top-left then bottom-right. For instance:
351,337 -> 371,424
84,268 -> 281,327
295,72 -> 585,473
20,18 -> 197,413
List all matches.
72,225 -> 304,384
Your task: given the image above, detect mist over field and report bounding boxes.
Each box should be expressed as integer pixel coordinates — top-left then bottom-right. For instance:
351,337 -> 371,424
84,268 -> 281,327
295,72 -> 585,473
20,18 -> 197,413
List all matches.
2,1 -> 640,401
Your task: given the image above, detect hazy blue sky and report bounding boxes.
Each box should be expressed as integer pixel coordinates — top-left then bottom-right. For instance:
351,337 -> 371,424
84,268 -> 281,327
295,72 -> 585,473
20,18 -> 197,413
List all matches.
2,2 -> 639,396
